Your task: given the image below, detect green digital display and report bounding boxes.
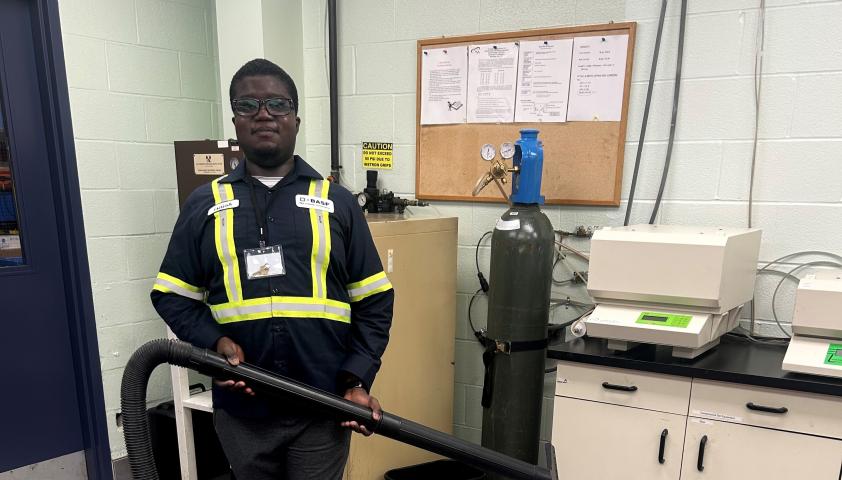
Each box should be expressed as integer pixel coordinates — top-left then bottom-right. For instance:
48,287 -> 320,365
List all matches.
825,344 -> 842,366
636,311 -> 692,328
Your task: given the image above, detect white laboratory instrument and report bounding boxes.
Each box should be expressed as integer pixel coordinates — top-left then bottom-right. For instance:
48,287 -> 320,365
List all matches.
579,225 -> 762,359
782,273 -> 842,378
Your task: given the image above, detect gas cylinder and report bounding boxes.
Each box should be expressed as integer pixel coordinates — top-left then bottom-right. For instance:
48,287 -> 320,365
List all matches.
481,130 -> 555,474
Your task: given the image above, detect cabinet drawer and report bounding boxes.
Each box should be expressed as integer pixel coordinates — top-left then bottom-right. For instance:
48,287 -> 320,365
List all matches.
690,379 -> 842,439
555,361 -> 691,415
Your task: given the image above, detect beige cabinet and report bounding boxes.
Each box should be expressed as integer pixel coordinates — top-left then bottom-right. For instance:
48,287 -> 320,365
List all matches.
552,397 -> 685,480
553,361 -> 842,480
681,418 -> 842,480
344,215 -> 458,479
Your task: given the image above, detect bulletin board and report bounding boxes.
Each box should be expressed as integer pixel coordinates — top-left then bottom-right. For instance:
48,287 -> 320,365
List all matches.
415,22 -> 636,206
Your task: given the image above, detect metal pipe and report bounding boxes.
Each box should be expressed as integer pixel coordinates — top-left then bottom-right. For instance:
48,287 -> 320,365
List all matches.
328,0 -> 341,183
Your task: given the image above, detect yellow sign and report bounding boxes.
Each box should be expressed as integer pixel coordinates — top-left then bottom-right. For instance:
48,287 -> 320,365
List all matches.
362,142 -> 393,170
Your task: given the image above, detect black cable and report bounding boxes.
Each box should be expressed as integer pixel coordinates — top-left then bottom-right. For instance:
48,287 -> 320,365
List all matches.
551,251 -> 575,285
468,288 -> 485,343
544,307 -> 596,374
649,0 -> 688,224
476,231 -> 491,293
547,308 -> 593,334
625,0 -> 667,226
726,329 -> 789,346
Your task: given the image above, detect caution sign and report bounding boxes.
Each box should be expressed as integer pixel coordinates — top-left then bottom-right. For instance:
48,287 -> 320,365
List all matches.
362,142 -> 393,170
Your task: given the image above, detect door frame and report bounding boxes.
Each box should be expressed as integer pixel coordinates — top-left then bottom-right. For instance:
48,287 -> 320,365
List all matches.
20,1 -> 112,478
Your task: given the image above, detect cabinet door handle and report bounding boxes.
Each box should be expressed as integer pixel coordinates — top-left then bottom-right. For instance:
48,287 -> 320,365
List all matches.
697,435 -> 708,472
601,381 -> 638,392
658,429 -> 668,464
746,402 -> 788,414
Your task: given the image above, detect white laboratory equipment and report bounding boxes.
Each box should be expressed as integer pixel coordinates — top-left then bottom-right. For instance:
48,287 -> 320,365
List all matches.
577,224 -> 762,358
782,273 -> 842,378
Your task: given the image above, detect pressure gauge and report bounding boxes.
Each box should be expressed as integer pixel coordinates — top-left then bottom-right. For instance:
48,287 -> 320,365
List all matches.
500,142 -> 515,160
356,193 -> 368,208
480,143 -> 496,161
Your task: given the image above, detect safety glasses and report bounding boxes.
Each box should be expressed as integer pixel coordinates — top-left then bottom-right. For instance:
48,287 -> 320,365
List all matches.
231,97 -> 295,117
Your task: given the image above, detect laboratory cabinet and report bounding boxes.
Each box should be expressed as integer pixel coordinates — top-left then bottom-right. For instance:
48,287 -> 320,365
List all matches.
552,396 -> 685,480
552,359 -> 842,480
344,215 -> 458,479
681,417 -> 841,480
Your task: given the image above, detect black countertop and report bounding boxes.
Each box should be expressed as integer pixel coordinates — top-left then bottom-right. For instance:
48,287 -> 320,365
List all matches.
547,335 -> 842,397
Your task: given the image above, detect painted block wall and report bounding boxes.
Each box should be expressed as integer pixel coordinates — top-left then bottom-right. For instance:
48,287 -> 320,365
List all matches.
58,0 -> 221,458
299,0 -> 842,445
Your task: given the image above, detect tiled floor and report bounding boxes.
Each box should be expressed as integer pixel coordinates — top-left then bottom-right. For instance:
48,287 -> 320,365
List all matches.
0,451 -> 87,480
112,457 -> 233,480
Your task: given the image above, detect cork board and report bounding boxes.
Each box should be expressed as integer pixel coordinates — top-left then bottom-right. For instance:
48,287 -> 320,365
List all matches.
415,22 -> 636,206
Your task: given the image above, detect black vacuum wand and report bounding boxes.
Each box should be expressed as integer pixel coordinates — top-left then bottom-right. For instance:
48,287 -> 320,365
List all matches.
121,339 -> 559,480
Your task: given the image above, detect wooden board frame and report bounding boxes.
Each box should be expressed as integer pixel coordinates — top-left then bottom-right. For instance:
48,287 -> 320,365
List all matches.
415,22 -> 636,206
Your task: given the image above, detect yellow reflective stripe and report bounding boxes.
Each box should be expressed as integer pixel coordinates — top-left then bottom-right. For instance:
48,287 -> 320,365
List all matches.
209,296 -> 351,311
309,180 -> 320,297
347,271 -> 387,290
209,296 -> 351,324
349,282 -> 393,303
214,311 -> 351,325
153,272 -> 205,301
211,177 -> 242,303
308,180 -> 331,299
156,272 -> 202,293
347,271 -> 393,302
320,181 -> 331,299
223,183 -> 244,299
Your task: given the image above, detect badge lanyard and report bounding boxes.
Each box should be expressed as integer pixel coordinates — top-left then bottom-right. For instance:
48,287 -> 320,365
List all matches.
247,178 -> 279,248
245,178 -> 285,279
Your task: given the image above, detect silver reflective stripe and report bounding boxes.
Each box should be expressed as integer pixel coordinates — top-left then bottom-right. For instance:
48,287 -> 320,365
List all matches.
216,302 -> 271,318
347,275 -> 392,300
153,277 -> 205,301
313,180 -> 328,298
210,299 -> 351,323
215,181 -> 241,303
322,304 -> 350,317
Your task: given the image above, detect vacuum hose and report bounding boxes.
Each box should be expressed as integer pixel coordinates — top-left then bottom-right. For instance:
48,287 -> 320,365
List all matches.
120,339 -> 194,479
121,339 -> 559,480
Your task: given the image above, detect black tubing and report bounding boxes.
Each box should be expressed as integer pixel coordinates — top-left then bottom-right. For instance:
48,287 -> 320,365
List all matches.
624,0 -> 668,226
650,0 -> 688,224
121,340 -> 558,480
120,339 -> 194,480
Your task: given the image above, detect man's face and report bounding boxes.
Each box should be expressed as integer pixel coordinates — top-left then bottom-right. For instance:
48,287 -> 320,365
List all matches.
231,75 -> 300,166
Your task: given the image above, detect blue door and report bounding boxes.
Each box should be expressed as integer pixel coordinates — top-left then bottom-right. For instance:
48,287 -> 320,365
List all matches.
0,0 -> 110,477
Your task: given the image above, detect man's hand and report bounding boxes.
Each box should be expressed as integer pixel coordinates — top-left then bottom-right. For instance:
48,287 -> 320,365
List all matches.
213,336 -> 255,396
342,387 -> 381,436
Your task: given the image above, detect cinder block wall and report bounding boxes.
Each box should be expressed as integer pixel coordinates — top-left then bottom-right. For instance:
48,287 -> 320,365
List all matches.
298,0 -> 842,444
59,0 -> 221,458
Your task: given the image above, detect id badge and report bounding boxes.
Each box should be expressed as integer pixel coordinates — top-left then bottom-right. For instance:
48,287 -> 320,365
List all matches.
244,245 -> 286,279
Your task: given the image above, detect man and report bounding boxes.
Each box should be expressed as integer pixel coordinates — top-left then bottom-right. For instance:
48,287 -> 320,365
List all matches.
151,58 -> 394,479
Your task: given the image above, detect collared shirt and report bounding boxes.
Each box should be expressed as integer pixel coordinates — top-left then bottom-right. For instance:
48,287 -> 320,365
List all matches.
151,156 -> 394,417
